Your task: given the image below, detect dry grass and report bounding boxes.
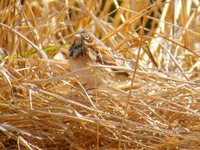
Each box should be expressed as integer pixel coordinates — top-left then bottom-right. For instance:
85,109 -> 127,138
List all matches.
0,0 -> 200,149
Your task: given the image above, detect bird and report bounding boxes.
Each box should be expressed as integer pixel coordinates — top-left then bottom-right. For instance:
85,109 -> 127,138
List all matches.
68,30 -> 130,87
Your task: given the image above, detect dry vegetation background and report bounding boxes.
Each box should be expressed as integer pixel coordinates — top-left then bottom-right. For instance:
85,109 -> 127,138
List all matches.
0,0 -> 200,149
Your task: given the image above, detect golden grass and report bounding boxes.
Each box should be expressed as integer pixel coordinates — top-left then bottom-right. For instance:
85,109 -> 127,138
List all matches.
0,0 -> 200,149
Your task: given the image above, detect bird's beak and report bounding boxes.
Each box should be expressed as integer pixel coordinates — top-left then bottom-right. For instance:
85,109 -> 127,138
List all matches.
75,34 -> 81,38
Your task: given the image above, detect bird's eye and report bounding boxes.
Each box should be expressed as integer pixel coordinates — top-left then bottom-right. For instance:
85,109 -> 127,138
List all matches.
84,35 -> 90,40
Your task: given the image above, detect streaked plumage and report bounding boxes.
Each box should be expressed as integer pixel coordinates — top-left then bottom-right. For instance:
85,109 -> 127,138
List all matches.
69,30 -> 130,87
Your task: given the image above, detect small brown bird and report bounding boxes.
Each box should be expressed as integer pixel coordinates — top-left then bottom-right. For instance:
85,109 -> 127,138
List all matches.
69,30 -> 130,87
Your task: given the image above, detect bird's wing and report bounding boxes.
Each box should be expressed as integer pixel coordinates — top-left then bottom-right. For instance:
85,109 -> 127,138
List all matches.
89,45 -> 120,66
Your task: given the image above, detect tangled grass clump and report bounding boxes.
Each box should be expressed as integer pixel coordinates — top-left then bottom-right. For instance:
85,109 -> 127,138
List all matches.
0,0 -> 200,149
